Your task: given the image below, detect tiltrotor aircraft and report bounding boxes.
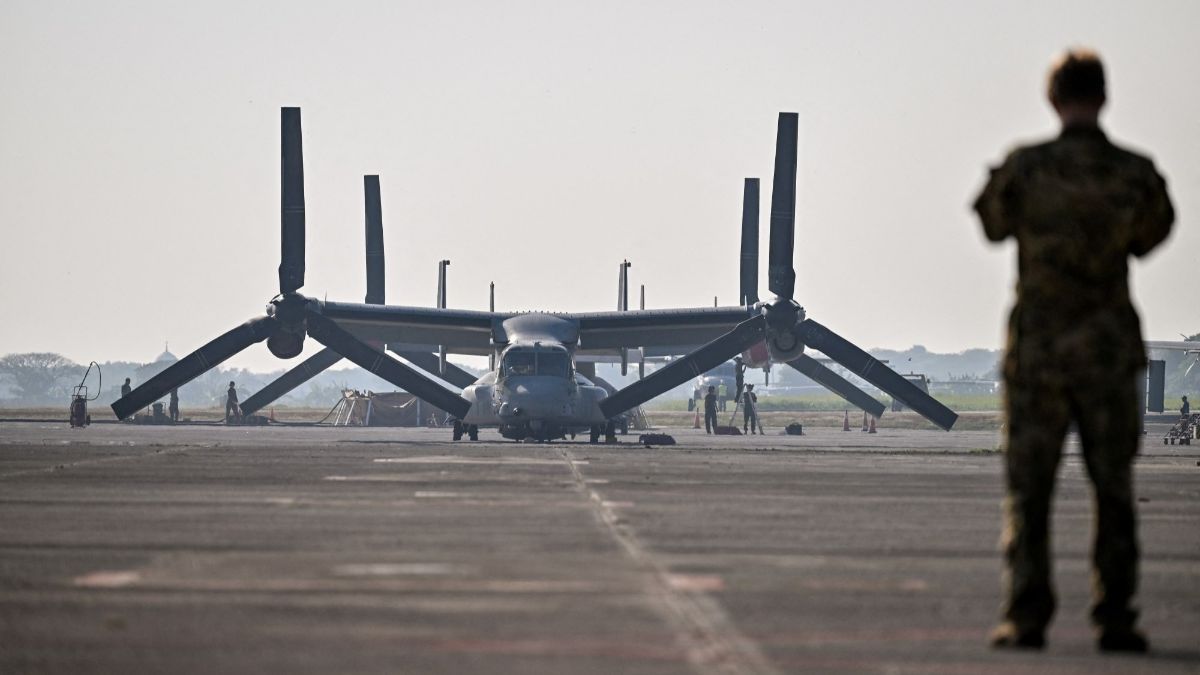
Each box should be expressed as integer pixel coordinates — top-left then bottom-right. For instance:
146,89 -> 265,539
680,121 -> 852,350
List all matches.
112,108 -> 959,440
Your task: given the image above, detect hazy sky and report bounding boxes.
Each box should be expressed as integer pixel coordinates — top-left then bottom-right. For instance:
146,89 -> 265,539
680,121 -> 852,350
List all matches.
2,0 -> 1196,373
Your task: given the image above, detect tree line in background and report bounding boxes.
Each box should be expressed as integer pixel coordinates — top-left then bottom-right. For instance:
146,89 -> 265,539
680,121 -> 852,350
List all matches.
0,352 -> 482,410
1,338 -> 1196,409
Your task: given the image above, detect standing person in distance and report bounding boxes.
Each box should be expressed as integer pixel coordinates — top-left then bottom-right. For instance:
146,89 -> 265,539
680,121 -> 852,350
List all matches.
742,383 -> 760,435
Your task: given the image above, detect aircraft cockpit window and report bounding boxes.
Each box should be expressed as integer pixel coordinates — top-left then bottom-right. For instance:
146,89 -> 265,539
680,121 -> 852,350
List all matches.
502,350 -> 536,377
536,351 -> 569,378
501,347 -> 571,379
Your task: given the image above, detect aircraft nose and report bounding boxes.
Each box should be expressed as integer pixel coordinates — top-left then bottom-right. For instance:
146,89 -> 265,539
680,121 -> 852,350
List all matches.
496,382 -> 571,421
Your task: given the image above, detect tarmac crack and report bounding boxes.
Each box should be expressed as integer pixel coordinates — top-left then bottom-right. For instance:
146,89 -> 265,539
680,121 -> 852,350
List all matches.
559,449 -> 781,675
0,445 -> 194,480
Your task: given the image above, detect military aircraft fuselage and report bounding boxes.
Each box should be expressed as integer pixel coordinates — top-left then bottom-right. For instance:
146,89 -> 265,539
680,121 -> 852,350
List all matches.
455,314 -> 612,440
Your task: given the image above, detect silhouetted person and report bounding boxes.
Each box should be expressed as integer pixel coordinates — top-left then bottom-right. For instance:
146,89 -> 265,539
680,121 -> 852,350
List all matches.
1181,395 -> 1190,418
121,378 -> 132,398
703,386 -> 718,434
169,389 -> 179,423
225,381 -> 239,421
974,48 -> 1173,653
742,384 -> 759,435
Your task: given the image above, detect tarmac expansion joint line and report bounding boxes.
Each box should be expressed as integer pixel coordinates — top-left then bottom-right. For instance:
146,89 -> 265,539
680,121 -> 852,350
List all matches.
0,444 -> 196,480
558,449 -> 781,675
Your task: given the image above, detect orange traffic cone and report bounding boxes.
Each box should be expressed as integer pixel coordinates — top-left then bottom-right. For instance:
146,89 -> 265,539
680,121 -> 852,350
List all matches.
843,410 -> 851,432
862,411 -> 869,432
693,406 -> 701,429
868,416 -> 877,434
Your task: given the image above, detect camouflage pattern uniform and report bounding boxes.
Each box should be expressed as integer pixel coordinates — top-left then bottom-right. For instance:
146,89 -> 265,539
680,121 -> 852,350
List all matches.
975,125 -> 1173,634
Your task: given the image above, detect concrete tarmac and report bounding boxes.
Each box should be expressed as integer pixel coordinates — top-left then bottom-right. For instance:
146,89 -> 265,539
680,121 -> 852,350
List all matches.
1,420 -> 1197,674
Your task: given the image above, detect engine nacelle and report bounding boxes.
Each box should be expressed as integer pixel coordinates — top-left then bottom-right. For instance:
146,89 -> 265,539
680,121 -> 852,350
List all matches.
267,330 -> 305,359
762,300 -> 807,363
740,341 -> 771,369
266,294 -> 309,359
767,327 -> 806,363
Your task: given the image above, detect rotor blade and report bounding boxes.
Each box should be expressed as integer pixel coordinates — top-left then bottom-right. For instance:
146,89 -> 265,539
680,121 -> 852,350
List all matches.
364,175 -> 385,304
387,348 -> 478,390
111,317 -> 276,420
797,319 -> 958,430
279,107 -> 306,294
767,113 -> 798,300
740,177 -> 760,305
787,353 -> 885,419
600,315 -> 767,418
306,311 -> 472,419
239,346 -> 344,416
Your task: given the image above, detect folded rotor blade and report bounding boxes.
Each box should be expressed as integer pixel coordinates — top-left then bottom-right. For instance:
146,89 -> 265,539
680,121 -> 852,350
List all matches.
768,113 -> 798,300
279,107 -> 306,294
787,353 -> 885,419
239,346 -> 344,416
600,315 -> 767,418
388,348 -> 478,390
797,319 -> 958,430
306,312 -> 472,419
364,175 -> 385,304
111,317 -> 277,420
740,177 -> 760,305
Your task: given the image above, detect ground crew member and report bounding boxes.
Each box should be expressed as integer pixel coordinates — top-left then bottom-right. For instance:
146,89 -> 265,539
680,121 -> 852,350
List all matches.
974,48 -> 1173,653
1181,395 -> 1190,418
121,378 -> 132,398
742,383 -> 759,435
225,381 -> 239,421
718,381 -> 728,411
703,386 -> 719,434
168,389 -> 179,423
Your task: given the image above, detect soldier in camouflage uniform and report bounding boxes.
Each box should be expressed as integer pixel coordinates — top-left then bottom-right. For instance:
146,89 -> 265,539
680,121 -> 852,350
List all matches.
974,49 -> 1173,653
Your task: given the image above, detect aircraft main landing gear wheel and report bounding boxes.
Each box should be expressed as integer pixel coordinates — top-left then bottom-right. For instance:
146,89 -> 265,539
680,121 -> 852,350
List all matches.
604,421 -> 618,444
468,424 -> 479,441
452,420 -> 464,441
589,425 -> 601,444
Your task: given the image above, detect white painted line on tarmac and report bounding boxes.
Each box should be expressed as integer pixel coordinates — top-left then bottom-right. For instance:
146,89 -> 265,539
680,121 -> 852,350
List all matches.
333,563 -> 467,577
74,570 -> 141,588
375,456 -> 587,465
415,491 -> 467,498
560,449 -> 781,675
665,574 -> 726,592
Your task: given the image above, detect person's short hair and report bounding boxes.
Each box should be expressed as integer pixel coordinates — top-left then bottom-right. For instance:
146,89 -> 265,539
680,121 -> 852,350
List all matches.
229,381 -> 236,387
746,384 -> 754,389
1047,48 -> 1105,106
708,386 -> 715,392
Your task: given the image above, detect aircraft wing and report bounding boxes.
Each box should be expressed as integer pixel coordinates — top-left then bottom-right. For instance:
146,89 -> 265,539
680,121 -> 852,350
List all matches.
1145,340 -> 1200,352
571,306 -> 755,350
316,302 -> 755,356
318,301 -> 499,356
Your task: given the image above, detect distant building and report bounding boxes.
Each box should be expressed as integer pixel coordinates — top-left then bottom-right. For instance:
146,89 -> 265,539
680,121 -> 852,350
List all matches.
133,344 -> 179,388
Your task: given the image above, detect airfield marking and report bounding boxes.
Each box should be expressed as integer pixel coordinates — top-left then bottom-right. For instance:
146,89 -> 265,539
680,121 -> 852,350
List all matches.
332,562 -> 468,577
559,449 -> 782,675
73,570 -> 141,588
0,445 -> 192,480
375,456 -> 587,466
